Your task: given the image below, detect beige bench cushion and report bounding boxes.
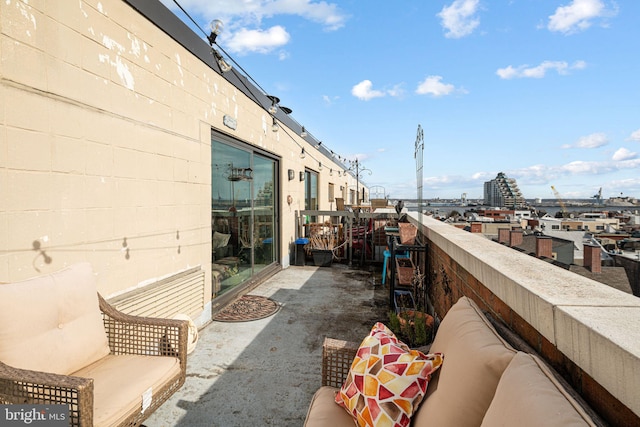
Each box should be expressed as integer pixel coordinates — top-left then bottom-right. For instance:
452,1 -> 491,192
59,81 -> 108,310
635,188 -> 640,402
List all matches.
0,263 -> 110,375
72,354 -> 181,427
304,386 -> 358,427
481,352 -> 597,427
412,297 -> 516,427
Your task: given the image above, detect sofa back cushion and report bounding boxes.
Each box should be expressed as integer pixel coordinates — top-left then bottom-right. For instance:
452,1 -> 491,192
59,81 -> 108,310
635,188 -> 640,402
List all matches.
0,263 -> 111,375
481,352 -> 597,427
412,296 -> 516,427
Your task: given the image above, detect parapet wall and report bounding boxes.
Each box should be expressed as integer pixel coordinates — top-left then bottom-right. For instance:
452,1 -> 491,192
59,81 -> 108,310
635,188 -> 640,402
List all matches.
411,214 -> 640,426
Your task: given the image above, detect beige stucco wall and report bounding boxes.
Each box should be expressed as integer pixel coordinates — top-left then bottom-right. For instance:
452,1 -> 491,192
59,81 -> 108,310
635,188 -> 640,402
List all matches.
0,0 -> 356,320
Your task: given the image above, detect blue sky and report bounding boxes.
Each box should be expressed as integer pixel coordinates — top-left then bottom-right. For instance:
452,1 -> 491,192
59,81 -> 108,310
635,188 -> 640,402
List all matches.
161,0 -> 640,201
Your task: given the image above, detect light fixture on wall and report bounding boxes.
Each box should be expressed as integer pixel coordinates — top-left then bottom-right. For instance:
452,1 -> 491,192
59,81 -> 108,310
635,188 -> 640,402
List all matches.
208,19 -> 224,44
314,140 -> 322,149
212,50 -> 232,72
318,162 -> 322,171
300,148 -> 306,159
300,126 -> 307,138
272,117 -> 279,132
207,20 -> 232,73
288,169 -> 295,181
299,171 -> 305,181
267,95 -> 279,114
330,168 -> 333,176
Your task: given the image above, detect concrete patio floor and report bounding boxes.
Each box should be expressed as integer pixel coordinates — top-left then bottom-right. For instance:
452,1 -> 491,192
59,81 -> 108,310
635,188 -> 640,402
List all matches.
144,263 -> 389,427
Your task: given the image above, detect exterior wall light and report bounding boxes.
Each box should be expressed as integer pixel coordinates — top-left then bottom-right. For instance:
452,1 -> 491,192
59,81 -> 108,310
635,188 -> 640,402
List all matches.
267,95 -> 279,114
208,19 -> 223,44
301,126 -> 307,138
207,19 -> 232,73
300,148 -> 306,159
272,117 -> 279,132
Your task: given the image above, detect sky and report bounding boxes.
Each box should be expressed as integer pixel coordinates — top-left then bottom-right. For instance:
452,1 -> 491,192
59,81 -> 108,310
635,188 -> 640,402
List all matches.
160,0 -> 640,202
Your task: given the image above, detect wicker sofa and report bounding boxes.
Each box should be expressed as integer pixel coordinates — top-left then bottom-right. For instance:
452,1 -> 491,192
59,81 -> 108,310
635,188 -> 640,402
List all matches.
0,263 -> 188,427
304,296 -> 601,427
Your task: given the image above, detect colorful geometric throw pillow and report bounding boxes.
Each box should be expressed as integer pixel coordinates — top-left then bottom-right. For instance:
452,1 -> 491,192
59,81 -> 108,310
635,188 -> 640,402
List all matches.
335,322 -> 444,427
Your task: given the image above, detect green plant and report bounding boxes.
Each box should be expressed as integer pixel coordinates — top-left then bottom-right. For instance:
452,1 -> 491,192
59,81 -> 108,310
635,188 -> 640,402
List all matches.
394,310 -> 434,347
388,310 -> 401,333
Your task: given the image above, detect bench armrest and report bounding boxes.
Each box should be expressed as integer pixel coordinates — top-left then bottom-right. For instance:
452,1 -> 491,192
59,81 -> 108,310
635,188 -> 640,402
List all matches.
98,294 -> 189,371
0,360 -> 94,427
321,337 -> 359,387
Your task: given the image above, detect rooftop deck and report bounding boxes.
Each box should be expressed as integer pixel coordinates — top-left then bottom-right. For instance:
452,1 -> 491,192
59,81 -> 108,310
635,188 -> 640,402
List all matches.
144,264 -> 388,426
147,213 -> 640,426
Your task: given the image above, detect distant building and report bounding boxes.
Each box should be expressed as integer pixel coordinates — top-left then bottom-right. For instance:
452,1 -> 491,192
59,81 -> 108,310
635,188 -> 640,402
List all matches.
483,172 -> 526,208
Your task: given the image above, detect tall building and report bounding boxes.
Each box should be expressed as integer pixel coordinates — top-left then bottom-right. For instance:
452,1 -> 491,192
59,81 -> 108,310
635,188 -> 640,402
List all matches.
484,172 -> 526,208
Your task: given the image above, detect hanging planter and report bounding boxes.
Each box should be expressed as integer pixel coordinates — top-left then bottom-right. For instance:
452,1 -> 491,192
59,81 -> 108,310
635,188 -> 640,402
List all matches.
399,223 -> 417,245
395,257 -> 415,286
393,290 -> 416,314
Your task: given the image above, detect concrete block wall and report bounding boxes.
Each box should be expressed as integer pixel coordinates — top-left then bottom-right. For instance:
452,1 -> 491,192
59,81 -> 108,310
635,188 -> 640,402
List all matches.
416,214 -> 640,426
0,0 -> 355,323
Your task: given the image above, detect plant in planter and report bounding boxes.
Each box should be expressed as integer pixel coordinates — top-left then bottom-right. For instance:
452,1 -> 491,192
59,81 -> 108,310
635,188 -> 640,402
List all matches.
305,222 -> 340,266
388,309 -> 434,347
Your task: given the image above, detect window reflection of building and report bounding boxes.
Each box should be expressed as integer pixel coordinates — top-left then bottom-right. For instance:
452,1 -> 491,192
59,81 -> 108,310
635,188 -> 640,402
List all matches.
211,135 -> 278,298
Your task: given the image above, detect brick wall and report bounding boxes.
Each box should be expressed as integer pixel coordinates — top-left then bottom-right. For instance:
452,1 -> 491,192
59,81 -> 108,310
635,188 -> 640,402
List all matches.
422,218 -> 639,426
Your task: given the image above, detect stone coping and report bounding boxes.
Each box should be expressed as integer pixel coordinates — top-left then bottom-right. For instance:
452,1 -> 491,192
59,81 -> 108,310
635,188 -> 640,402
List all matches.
410,214 -> 640,417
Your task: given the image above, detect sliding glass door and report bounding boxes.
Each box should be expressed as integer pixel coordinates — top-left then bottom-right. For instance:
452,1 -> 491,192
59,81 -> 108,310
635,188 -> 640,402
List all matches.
211,136 -> 278,297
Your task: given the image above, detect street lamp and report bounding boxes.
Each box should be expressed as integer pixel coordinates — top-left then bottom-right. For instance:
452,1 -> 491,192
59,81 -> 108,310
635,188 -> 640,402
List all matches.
348,159 -> 372,206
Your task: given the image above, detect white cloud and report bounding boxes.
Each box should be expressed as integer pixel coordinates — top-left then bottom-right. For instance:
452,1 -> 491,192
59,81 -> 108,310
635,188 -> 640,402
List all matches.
160,0 -> 347,56
612,147 -> 637,161
416,76 -> 456,97
627,129 -> 640,141
351,80 -> 404,101
162,0 -> 348,31
261,0 -> 348,31
575,132 -> 609,148
547,0 -> 616,34
322,94 -> 339,106
438,0 -> 480,39
351,80 -> 385,101
226,25 -> 290,54
496,60 -> 586,79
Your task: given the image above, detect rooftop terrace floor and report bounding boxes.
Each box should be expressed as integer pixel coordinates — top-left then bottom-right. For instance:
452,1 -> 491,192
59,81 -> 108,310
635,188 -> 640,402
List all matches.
144,264 -> 388,426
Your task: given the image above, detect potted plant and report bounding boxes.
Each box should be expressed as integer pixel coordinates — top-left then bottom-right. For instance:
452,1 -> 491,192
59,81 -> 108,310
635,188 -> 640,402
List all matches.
305,223 -> 340,266
388,309 -> 434,347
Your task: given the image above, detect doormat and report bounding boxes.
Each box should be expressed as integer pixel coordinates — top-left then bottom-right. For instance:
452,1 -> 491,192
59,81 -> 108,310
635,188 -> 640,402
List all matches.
213,295 -> 280,322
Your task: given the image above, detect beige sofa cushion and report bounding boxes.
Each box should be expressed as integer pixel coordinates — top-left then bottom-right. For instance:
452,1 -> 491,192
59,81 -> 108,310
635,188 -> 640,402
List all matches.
481,352 -> 597,427
304,386 -> 358,427
0,263 -> 111,375
412,297 -> 516,427
72,354 -> 181,427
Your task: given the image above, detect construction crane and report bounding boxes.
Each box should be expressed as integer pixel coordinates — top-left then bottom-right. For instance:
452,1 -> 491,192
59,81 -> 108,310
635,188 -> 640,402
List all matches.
592,187 -> 603,205
550,186 -> 568,218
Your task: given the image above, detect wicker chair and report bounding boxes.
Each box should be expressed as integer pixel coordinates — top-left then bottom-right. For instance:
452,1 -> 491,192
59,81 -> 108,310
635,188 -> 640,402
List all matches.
321,338 -> 359,388
0,293 -> 188,427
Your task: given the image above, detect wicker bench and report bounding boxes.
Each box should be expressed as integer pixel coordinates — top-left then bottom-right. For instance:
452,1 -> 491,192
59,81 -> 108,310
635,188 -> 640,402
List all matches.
0,263 -> 188,427
304,297 -> 603,427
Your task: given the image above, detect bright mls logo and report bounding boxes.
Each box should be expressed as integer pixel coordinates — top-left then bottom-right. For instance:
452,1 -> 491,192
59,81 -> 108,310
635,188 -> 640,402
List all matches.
1,405 -> 68,426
